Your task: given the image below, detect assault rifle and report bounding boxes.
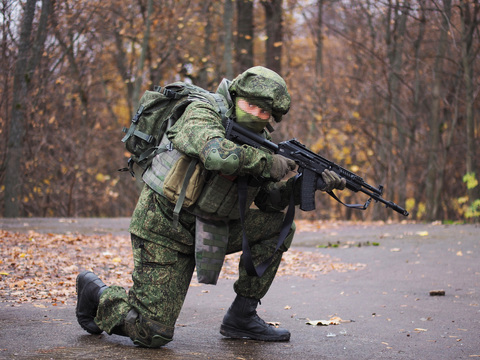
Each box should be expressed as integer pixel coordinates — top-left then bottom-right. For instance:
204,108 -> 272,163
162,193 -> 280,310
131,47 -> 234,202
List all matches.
225,119 -> 409,217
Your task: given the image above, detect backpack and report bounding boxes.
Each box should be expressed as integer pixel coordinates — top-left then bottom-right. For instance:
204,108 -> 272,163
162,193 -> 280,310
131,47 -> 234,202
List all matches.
120,82 -> 228,176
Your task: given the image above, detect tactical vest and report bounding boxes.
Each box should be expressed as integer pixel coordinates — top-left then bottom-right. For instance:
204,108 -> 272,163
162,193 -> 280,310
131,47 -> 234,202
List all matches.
142,90 -> 263,285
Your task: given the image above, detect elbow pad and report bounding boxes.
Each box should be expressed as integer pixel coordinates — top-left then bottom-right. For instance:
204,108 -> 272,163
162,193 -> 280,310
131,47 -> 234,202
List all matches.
200,138 -> 245,175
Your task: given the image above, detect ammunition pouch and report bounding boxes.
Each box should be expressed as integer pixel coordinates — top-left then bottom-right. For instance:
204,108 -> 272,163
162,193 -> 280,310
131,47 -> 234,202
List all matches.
193,173 -> 259,220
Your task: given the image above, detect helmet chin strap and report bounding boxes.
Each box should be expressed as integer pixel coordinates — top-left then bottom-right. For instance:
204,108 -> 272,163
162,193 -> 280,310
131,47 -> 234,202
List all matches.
266,123 -> 275,132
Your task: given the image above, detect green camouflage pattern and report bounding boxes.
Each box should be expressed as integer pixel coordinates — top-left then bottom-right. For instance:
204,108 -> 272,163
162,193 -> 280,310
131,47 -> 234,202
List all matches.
167,101 -> 274,178
96,211 -> 295,342
95,68 -> 298,346
200,138 -> 244,175
229,66 -> 291,122
195,217 -> 229,284
193,174 -> 259,219
142,134 -> 181,196
123,309 -> 173,347
95,235 -> 195,346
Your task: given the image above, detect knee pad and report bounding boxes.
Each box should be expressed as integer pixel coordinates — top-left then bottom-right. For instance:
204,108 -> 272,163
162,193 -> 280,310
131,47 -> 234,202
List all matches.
124,309 -> 174,348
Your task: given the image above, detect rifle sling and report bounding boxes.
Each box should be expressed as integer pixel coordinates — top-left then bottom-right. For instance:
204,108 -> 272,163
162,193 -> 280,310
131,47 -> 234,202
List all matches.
326,189 -> 371,210
237,174 -> 299,277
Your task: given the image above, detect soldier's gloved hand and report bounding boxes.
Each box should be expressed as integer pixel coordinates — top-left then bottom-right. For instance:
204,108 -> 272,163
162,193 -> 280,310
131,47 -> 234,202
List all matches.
318,169 -> 346,192
270,155 -> 296,181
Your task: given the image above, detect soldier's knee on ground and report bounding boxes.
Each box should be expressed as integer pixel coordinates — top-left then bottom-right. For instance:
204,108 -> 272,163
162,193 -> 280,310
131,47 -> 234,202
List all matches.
123,309 -> 174,348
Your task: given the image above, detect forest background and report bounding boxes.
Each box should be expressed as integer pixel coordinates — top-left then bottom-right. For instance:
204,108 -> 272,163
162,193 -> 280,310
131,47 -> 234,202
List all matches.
0,0 -> 479,222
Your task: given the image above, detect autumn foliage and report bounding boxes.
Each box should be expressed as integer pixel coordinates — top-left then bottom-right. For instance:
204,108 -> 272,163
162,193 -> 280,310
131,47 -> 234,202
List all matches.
0,227 -> 364,305
1,0 -> 479,221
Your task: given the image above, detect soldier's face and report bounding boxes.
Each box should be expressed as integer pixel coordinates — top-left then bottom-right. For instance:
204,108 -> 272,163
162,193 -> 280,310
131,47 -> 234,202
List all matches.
237,99 -> 271,120
235,98 -> 271,133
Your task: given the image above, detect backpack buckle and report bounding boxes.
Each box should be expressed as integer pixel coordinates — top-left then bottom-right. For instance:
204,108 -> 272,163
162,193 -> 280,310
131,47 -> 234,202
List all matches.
162,88 -> 180,99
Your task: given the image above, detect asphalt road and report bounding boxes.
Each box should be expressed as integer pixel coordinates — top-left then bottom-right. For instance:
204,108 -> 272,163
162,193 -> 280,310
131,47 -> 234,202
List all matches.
0,218 -> 479,359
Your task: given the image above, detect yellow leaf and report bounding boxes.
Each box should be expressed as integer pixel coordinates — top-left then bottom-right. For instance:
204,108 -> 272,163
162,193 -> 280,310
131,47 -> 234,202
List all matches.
112,257 -> 122,263
19,253 -> 26,258
0,272 -> 9,276
96,173 -> 111,183
416,231 -> 429,236
456,251 -> 463,256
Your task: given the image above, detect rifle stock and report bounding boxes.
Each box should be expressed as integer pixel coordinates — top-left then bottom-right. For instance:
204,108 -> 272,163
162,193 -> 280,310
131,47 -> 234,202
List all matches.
225,119 -> 409,217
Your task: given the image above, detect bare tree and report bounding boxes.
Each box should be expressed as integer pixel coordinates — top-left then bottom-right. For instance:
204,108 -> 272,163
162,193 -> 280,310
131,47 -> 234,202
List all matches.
459,0 -> 480,206
197,0 -> 213,89
132,0 -> 153,111
261,0 -> 283,74
4,0 -> 52,217
223,0 -> 234,79
236,0 -> 254,72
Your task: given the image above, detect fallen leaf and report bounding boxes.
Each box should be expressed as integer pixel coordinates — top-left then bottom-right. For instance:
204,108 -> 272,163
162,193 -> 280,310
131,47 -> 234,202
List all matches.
416,231 -> 429,236
414,328 -> 428,332
0,229 -> 366,305
306,320 -> 330,326
306,316 -> 349,326
267,321 -> 281,327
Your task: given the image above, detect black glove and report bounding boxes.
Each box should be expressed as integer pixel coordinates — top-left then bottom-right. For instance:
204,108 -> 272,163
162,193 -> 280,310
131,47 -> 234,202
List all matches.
270,155 -> 296,181
317,169 -> 346,192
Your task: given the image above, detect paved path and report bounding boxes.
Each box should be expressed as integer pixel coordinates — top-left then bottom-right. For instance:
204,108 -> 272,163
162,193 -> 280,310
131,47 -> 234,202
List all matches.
1,219 -> 479,359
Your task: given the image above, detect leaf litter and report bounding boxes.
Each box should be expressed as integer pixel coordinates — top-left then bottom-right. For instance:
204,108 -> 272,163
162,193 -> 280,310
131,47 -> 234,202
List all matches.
0,229 -> 365,305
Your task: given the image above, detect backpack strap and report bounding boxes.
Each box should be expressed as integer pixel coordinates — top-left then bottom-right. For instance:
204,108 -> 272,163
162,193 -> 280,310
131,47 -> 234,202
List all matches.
211,93 -> 229,123
121,104 -> 145,143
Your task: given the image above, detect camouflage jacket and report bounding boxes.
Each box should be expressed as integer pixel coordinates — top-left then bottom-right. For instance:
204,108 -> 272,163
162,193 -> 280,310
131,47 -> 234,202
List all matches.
129,92 -> 299,253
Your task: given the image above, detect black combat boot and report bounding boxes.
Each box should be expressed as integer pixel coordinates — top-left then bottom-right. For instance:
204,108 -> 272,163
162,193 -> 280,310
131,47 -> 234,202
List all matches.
220,295 -> 291,341
76,271 -> 108,334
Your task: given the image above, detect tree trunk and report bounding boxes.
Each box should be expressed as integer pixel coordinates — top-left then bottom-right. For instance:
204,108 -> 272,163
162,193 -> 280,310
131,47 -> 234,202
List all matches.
460,0 -> 480,207
132,0 -> 153,111
315,0 -> 324,81
261,0 -> 283,74
223,0 -> 234,79
4,0 -> 52,217
198,1 -> 213,89
378,0 -> 409,220
236,0 -> 254,73
425,0 -> 451,221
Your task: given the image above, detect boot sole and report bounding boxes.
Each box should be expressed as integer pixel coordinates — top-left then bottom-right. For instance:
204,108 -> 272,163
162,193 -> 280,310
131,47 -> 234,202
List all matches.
220,324 -> 290,342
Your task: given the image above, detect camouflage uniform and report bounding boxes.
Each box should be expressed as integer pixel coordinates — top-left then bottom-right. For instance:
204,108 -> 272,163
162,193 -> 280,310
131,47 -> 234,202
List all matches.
95,67 -> 298,347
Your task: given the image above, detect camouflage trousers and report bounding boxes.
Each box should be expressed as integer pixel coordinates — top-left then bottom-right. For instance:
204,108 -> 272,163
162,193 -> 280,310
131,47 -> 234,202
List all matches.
94,208 -> 295,347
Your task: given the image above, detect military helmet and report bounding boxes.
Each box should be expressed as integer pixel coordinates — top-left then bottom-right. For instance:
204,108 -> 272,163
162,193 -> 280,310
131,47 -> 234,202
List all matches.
229,66 -> 291,122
